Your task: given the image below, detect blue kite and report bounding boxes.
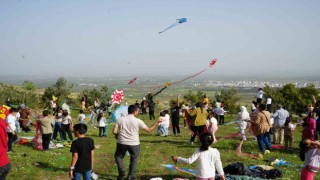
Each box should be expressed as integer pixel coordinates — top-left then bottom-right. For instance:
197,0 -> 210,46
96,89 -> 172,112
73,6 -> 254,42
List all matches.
159,18 -> 187,34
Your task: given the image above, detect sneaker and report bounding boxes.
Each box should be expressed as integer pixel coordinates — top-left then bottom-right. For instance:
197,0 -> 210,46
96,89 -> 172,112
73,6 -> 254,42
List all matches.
264,150 -> 270,155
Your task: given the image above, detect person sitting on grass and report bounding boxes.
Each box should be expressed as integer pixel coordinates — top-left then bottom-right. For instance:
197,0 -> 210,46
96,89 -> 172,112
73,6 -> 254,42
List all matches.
171,132 -> 225,180
69,123 -> 95,180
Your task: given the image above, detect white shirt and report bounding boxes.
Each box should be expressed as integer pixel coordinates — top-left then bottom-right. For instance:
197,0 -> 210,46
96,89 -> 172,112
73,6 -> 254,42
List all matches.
6,114 -> 16,132
99,117 -> 106,127
177,147 -> 224,178
115,114 -> 147,146
266,98 -> 272,105
78,114 -> 86,123
207,117 -> 218,127
256,90 -> 265,99
164,114 -> 170,126
61,115 -> 72,125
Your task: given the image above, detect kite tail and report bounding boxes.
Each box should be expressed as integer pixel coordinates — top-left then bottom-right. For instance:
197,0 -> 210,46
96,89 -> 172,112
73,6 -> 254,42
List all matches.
159,22 -> 180,34
171,69 -> 207,85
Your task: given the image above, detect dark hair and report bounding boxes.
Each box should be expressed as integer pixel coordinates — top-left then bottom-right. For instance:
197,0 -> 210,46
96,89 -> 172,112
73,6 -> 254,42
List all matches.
259,104 -> 266,111
284,116 -> 292,127
159,111 -> 165,117
299,140 -> 309,161
195,102 -> 204,113
97,112 -> 103,122
10,107 -> 18,113
62,110 -> 69,116
200,133 -> 213,151
128,105 -> 139,114
80,110 -> 84,114
42,110 -> 50,116
164,109 -> 169,114
73,123 -> 87,134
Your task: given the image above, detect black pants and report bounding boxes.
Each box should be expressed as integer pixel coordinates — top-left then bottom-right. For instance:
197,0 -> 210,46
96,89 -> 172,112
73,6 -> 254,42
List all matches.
0,163 -> 11,180
114,143 -> 140,179
172,119 -> 180,135
190,125 -> 207,143
218,115 -> 225,125
257,98 -> 262,104
267,104 -> 272,112
42,133 -> 52,150
149,110 -> 155,120
7,133 -> 13,151
61,124 -> 73,141
99,127 -> 106,137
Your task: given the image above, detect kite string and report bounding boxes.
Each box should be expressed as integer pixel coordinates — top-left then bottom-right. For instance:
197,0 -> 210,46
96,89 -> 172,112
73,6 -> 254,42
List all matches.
159,22 -> 180,34
171,69 -> 207,85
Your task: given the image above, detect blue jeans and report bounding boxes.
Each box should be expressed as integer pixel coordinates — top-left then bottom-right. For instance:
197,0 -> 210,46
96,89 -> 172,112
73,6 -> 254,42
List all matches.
157,125 -> 168,136
256,133 -> 272,152
72,170 -> 92,180
52,122 -> 63,140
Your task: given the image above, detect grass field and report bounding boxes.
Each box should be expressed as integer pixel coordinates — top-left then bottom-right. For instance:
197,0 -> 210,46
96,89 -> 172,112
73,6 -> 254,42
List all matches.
7,109 -> 318,180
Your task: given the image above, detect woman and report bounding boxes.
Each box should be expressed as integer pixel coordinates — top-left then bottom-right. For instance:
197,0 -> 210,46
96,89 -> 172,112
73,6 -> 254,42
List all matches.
235,106 -> 249,141
188,102 -> 208,144
246,104 -> 272,154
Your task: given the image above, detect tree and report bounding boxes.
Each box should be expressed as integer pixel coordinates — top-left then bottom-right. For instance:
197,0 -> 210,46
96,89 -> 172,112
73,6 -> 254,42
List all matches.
22,80 -> 36,104
219,87 -> 240,114
183,90 -> 205,106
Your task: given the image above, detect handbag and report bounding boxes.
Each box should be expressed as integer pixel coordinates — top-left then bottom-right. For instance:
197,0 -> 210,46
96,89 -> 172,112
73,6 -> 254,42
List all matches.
261,111 -> 272,134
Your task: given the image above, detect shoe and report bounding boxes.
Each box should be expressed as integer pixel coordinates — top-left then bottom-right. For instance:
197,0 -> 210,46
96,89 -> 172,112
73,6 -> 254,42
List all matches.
117,173 -> 125,180
264,150 -> 270,155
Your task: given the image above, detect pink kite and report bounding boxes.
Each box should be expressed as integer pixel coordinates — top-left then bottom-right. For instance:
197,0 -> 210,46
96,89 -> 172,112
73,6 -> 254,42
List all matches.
111,90 -> 124,104
209,58 -> 217,67
128,77 -> 137,84
236,140 -> 259,160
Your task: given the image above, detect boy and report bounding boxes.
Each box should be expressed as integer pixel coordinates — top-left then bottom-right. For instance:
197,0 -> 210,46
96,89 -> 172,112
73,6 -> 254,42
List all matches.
69,124 -> 95,180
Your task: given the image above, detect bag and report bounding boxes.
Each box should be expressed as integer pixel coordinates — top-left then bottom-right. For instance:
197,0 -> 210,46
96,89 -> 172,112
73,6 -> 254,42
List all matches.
269,127 -> 274,134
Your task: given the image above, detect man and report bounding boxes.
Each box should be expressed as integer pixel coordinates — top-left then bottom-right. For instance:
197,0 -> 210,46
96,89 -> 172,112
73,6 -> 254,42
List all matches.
0,106 -> 11,179
272,104 -> 289,144
255,88 -> 265,104
113,105 -> 159,180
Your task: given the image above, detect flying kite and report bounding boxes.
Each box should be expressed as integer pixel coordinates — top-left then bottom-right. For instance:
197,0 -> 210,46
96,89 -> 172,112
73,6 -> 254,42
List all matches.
104,105 -> 128,136
159,18 -> 187,34
111,89 -> 124,104
209,58 -> 217,67
128,77 -> 137,84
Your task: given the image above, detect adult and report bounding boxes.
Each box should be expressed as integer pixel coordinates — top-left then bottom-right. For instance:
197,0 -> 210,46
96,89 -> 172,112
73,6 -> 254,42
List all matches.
81,97 -> 86,111
188,102 -> 209,145
52,108 -> 63,141
266,96 -> 272,112
272,104 -> 289,144
255,88 -> 265,104
113,105 -> 159,180
147,95 -> 155,120
38,110 -> 53,151
0,107 -> 11,179
18,104 -> 31,132
94,98 -> 100,111
61,109 -> 74,141
6,108 -> 18,152
235,106 -> 250,141
140,97 -> 147,115
171,95 -> 181,136
247,104 -> 272,154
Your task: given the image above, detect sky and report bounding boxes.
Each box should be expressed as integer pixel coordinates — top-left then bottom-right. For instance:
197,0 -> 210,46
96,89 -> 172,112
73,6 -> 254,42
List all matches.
0,0 -> 319,79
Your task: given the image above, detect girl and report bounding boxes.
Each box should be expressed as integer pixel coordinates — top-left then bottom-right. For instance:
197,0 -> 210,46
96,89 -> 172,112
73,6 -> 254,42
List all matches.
157,111 -> 168,136
61,109 -> 73,141
302,112 -> 316,141
52,108 -> 63,141
284,116 -> 295,150
235,106 -> 249,141
171,133 -> 225,180
97,111 -> 106,137
77,110 -> 86,124
207,112 -> 218,143
300,139 -> 320,180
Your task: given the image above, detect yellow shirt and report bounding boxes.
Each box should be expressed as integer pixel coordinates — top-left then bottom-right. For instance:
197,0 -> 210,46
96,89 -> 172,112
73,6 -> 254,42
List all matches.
188,108 -> 208,126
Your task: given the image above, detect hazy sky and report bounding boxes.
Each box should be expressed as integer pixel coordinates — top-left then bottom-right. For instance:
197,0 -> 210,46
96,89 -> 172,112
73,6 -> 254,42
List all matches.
0,0 -> 319,78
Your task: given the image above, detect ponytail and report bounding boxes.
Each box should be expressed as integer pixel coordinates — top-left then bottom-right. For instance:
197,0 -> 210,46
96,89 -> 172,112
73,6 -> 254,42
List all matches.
200,133 -> 213,151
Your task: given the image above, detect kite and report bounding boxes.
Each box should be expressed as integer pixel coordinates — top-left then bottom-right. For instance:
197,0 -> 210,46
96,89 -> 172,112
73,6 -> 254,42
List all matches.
236,140 -> 260,160
111,90 -> 124,104
162,164 -> 196,176
159,18 -> 187,34
209,58 -> 217,67
52,95 -> 58,101
104,105 -> 128,136
0,105 -> 10,121
128,77 -> 138,84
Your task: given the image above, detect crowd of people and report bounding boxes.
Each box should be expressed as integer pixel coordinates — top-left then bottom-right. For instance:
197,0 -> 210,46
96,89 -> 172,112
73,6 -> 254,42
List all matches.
1,89 -> 320,180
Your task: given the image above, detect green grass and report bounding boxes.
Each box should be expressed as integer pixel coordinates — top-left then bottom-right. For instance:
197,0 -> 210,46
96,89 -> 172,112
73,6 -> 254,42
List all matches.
7,113 -> 318,180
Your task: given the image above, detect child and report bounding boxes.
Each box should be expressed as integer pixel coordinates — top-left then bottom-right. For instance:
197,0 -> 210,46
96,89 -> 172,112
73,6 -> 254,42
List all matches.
235,106 -> 249,141
171,133 -> 225,180
97,111 -> 106,137
207,112 -> 218,143
69,124 -> 95,180
284,116 -> 295,150
38,110 -> 53,151
299,139 -> 320,180
61,109 -> 73,141
88,108 -> 96,127
77,110 -> 86,124
157,111 -> 169,136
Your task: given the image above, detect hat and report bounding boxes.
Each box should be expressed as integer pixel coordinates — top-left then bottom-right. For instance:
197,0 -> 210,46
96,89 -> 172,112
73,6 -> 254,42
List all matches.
20,104 -> 26,109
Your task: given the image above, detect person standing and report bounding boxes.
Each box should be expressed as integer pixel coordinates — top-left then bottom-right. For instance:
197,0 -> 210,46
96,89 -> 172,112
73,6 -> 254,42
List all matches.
266,96 -> 272,112
113,105 -> 159,180
272,104 -> 289,144
235,106 -> 249,141
188,102 -> 209,145
61,109 -> 74,141
94,98 -> 100,111
6,108 -> 18,152
69,124 -> 95,180
0,106 -> 11,179
140,97 -> 147,114
171,95 -> 181,136
255,88 -> 265,104
19,104 -> 31,132
38,110 -> 53,151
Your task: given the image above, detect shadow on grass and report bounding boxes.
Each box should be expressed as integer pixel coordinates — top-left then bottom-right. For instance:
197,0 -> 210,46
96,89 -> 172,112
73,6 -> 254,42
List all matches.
33,161 -> 68,172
